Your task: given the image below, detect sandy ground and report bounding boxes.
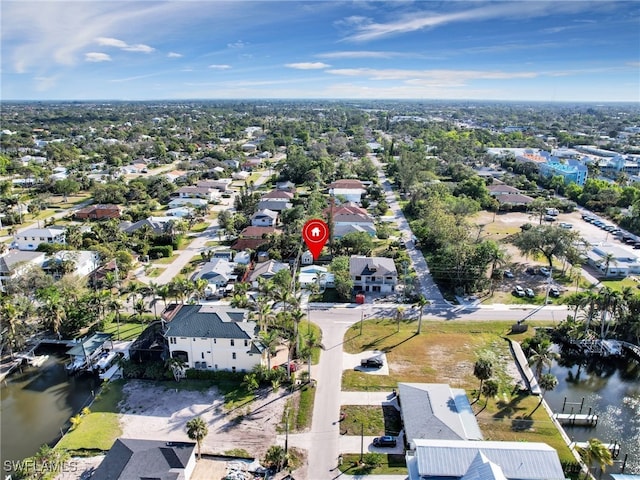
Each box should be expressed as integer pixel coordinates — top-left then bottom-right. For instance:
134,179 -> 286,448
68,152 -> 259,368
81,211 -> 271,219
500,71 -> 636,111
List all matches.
118,380 -> 291,459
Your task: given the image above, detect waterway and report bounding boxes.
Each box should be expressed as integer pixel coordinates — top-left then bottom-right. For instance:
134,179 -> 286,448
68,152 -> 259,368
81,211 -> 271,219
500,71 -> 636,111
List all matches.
545,350 -> 640,475
0,347 -> 99,470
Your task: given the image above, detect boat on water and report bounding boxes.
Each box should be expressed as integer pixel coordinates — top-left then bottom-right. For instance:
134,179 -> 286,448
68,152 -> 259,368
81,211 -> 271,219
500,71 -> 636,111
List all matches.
65,332 -> 113,374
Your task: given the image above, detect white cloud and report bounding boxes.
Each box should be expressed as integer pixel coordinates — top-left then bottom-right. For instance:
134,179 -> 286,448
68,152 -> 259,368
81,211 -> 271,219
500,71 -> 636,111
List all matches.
34,75 -> 58,91
317,51 -> 416,59
227,40 -> 247,48
286,62 -> 330,70
209,64 -> 231,70
85,52 -> 111,62
167,52 -> 183,58
344,2 -> 595,42
97,37 -> 154,53
326,67 -> 538,83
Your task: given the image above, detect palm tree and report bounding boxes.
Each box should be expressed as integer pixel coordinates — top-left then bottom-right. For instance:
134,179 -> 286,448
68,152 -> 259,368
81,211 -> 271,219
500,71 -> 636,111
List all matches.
290,308 -> 305,357
597,286 -> 622,339
156,284 -> 171,311
301,330 -> 323,382
528,343 -> 560,380
132,298 -> 150,323
576,438 -> 613,479
108,298 -> 123,341
258,330 -> 280,370
185,417 -> 208,460
252,296 -> 273,332
38,293 -> 65,338
395,306 -> 405,332
481,379 -> 499,407
531,373 -> 558,414
416,295 -> 429,334
193,278 -> 209,303
473,358 -> 493,401
601,252 -> 616,278
166,357 -> 187,382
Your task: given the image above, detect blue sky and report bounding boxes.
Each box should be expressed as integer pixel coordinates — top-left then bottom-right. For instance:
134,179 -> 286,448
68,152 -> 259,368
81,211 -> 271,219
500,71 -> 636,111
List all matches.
1,1 -> 639,102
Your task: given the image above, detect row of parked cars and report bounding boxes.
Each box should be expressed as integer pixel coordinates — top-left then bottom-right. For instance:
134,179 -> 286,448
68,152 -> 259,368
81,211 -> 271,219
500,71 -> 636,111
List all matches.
582,214 -> 640,248
513,284 -> 560,298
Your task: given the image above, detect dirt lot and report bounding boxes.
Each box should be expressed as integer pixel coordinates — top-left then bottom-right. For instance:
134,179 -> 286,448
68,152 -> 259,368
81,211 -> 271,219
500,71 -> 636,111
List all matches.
117,380 -> 291,459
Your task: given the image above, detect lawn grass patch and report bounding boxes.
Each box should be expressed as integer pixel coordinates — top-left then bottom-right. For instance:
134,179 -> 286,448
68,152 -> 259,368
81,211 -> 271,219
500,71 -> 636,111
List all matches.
300,320 -> 322,364
56,380 -> 124,452
340,405 -> 401,436
294,383 -> 315,431
600,277 -> 640,292
102,322 -> 145,341
152,255 -> 175,265
145,267 -> 163,278
190,222 -> 209,233
338,453 -> 406,475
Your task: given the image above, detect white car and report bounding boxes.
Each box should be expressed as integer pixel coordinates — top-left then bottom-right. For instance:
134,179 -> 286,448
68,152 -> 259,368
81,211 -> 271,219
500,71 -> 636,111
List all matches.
513,286 -> 526,297
539,267 -> 552,277
503,269 -> 514,278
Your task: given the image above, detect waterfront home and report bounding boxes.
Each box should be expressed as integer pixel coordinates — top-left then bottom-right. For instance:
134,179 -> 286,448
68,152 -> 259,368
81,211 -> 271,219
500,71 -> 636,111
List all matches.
65,332 -> 113,373
14,227 -> 66,251
164,304 -> 264,372
0,250 -> 46,292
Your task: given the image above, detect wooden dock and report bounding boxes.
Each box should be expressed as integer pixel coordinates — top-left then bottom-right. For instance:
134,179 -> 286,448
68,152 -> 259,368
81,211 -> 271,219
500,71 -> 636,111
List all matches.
553,413 -> 599,426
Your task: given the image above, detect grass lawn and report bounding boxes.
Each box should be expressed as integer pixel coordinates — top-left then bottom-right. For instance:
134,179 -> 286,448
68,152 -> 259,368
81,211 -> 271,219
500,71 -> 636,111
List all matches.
338,453 -> 407,475
47,193 -> 91,208
56,380 -> 124,452
600,277 -> 640,292
102,322 -> 145,341
341,318 -> 576,465
145,267 -> 164,278
247,172 -> 262,184
340,405 -> 402,436
300,320 -> 322,364
151,255 -> 175,265
295,383 -> 315,431
190,222 -> 209,233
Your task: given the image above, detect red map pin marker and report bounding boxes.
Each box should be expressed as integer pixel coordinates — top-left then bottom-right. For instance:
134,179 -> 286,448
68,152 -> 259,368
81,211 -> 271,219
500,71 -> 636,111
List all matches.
302,219 -> 329,260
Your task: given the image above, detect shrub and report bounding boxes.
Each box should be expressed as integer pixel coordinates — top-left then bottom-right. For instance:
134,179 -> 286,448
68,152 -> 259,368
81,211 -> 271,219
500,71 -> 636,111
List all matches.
149,245 -> 173,259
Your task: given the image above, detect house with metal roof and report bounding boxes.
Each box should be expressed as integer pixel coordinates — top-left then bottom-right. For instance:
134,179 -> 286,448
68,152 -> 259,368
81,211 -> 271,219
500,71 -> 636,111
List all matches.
92,438 -> 196,480
398,383 -> 484,448
66,332 -> 113,373
13,226 -> 66,251
165,305 -> 264,372
406,439 -> 565,480
0,250 -> 46,292
192,258 -> 237,294
349,255 -> 398,293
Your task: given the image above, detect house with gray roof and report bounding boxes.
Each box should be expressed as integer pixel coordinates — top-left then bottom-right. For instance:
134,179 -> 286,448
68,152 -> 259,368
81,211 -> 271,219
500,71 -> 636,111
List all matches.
165,305 -> 264,372
349,255 -> 397,293
251,208 -> 278,227
406,439 -> 565,480
92,438 -> 196,480
398,383 -> 483,448
249,259 -> 289,288
0,250 -> 46,292
13,226 -> 66,251
192,258 -> 237,296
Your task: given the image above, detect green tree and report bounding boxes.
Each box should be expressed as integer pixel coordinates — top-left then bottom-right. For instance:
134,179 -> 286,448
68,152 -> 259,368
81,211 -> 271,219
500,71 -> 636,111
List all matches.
258,329 -> 280,370
528,343 -> 560,380
531,373 -> 558,414
264,445 -> 288,472
576,438 -> 613,479
473,358 -> 493,401
186,417 -> 208,460
512,225 -> 581,268
415,295 -> 429,334
481,379 -> 499,406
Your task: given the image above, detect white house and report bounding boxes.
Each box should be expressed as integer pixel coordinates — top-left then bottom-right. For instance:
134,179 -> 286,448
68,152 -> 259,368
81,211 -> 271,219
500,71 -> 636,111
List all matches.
586,244 -> 640,278
167,198 -> 209,209
0,251 -> 46,292
197,178 -> 233,192
192,258 -> 237,296
406,440 -> 565,480
251,209 -> 278,227
349,256 -> 398,293
299,265 -> 335,289
165,305 -> 264,372
14,227 -> 66,251
42,250 -> 100,279
329,179 -> 366,204
175,186 -> 218,202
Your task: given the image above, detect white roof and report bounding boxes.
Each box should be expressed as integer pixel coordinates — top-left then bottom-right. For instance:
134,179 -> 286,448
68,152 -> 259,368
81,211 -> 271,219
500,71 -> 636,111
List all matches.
461,452 -> 509,480
412,439 -> 565,480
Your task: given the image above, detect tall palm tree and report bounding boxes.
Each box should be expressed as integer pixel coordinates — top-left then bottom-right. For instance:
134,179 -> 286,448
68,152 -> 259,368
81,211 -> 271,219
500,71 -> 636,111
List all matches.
597,287 -> 622,339
156,284 -> 171,311
258,330 -> 280,370
132,298 -> 150,323
481,379 -> 499,407
38,295 -> 65,339
108,298 -> 123,341
531,373 -> 558,414
185,417 -> 208,460
528,343 -> 560,380
301,330 -> 323,382
252,296 -> 273,332
601,253 -> 616,278
290,308 -> 305,357
416,295 -> 429,334
576,438 -> 613,479
395,306 -> 405,332
193,278 -> 209,303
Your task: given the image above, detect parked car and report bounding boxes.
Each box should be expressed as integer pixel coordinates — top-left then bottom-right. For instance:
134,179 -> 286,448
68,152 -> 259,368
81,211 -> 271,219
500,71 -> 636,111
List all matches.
274,362 -> 298,373
549,286 -> 561,297
559,222 -> 573,229
503,269 -> 514,278
360,357 -> 383,368
539,267 -> 551,277
543,215 -> 556,222
513,286 -> 526,297
373,436 -> 397,447
525,267 -> 538,275
525,288 -> 535,298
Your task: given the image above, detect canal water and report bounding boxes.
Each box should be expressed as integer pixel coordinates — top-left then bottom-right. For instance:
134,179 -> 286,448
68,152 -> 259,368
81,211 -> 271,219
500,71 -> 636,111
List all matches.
0,347 -> 99,469
545,350 -> 640,475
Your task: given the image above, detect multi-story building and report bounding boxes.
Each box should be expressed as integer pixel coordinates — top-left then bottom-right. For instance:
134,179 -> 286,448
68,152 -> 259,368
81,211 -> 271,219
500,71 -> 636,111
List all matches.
350,255 -> 398,294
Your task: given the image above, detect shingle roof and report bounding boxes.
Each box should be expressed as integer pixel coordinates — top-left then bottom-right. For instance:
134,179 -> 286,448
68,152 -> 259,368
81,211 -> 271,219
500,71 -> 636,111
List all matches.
412,439 -> 565,480
349,256 -> 397,277
252,209 -> 278,220
257,200 -> 293,211
330,179 -> 365,189
240,226 -> 276,238
0,251 -> 45,274
165,305 -> 256,340
92,438 -> 195,480
262,190 -> 294,200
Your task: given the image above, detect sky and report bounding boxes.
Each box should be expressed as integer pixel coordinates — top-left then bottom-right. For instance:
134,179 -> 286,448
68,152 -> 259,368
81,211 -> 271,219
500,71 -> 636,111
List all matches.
1,1 -> 639,102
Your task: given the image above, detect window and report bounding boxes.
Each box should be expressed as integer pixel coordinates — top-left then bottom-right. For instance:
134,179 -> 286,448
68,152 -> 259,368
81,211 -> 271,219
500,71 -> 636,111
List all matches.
355,276 -> 361,281
244,340 -> 248,347
170,337 -> 176,344
232,366 -> 236,373
213,338 -> 216,344
230,339 -> 235,346
201,352 -> 204,359
232,353 -> 236,360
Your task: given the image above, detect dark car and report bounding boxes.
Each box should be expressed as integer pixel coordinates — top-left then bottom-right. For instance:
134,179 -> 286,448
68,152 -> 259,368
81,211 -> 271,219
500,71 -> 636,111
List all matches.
360,357 -> 383,368
373,436 -> 397,447
549,286 -> 561,298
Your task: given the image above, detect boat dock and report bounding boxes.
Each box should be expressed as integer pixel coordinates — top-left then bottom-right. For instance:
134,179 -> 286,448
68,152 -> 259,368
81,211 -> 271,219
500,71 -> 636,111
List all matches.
553,412 -> 599,426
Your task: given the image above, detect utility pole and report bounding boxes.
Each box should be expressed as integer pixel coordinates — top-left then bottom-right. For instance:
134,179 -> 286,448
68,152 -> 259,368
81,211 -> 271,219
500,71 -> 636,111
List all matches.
284,406 -> 289,454
360,308 -> 364,336
360,423 -> 364,463
544,267 -> 553,305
